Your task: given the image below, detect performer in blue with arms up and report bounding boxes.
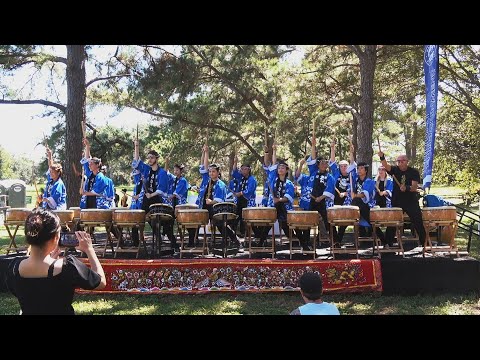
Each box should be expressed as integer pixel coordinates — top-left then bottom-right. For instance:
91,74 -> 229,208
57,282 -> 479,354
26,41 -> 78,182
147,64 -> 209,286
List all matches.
41,146 -> 66,210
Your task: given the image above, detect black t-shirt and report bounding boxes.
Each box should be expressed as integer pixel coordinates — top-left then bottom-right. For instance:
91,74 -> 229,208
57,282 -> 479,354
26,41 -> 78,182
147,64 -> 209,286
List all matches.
311,171 -> 329,203
6,255 -> 101,315
203,179 -> 217,217
375,179 -> 387,208
274,177 -> 287,221
86,173 -> 97,209
387,166 -> 420,208
334,174 -> 350,205
147,168 -> 158,193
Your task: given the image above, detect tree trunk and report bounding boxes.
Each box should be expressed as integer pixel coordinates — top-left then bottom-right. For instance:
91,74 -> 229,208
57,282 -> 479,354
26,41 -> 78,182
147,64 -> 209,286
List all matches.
405,123 -> 412,159
228,151 -> 235,180
64,46 -> 86,208
356,45 -> 377,171
352,114 -> 358,162
411,122 -> 418,164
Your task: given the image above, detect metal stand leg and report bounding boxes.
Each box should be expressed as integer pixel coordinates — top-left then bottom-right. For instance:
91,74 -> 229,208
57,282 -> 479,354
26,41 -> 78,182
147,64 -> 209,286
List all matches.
222,214 -> 228,258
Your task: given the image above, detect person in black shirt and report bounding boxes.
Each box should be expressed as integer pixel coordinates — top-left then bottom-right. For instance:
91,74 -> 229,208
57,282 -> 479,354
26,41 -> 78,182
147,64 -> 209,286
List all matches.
5,208 -> 106,315
378,151 -> 426,247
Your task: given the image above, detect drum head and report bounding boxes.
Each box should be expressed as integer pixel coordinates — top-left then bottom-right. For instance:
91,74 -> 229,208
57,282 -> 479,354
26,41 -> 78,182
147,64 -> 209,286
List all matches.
150,203 -> 173,210
152,213 -> 174,221
213,212 -> 238,221
213,202 -> 237,208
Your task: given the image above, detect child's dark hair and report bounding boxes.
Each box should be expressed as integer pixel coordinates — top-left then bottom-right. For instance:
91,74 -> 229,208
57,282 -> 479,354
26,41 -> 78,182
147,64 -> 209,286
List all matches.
24,208 -> 60,247
299,272 -> 323,301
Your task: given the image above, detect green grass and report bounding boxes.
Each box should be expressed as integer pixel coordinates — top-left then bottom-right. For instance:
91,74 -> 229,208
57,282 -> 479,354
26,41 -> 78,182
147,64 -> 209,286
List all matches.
428,185 -> 466,197
2,185 -> 480,315
1,292 -> 479,315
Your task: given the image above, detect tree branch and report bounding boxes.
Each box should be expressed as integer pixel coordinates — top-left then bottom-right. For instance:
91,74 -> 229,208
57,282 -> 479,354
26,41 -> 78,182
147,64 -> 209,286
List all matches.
442,47 -> 480,88
0,99 -> 66,112
181,115 -> 263,163
189,45 -> 272,125
86,74 -> 135,88
44,55 -> 67,64
440,62 -> 480,116
129,104 -> 174,119
348,45 -> 364,58
332,101 -> 363,123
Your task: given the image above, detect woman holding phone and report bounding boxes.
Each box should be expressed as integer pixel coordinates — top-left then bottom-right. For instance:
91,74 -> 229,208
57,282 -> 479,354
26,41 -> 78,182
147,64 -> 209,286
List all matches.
5,208 -> 106,315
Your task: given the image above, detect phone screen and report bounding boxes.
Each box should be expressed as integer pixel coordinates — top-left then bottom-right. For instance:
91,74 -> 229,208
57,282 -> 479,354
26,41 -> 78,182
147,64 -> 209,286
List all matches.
59,232 -> 79,248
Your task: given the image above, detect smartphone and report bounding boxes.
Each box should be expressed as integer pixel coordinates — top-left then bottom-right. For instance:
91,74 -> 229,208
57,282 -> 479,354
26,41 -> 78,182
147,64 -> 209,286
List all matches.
59,232 -> 79,248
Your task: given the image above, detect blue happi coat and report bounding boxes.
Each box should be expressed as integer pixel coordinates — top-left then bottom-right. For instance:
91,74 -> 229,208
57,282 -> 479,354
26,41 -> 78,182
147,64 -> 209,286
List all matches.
294,157 -> 318,210
195,164 -> 210,207
197,177 -> 229,206
266,163 -> 294,211
261,164 -> 270,207
42,170 -> 67,210
310,171 -> 336,208
130,169 -> 144,210
132,159 -> 169,203
79,158 -> 112,209
231,168 -> 258,207
166,172 -> 189,206
345,173 -> 376,208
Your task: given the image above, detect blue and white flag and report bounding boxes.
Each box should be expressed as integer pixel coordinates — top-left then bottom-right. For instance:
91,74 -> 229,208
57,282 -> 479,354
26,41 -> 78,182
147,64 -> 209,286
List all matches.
423,45 -> 439,190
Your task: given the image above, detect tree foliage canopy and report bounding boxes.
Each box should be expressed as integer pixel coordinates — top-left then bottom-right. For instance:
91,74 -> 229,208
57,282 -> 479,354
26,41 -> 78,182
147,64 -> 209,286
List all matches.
1,45 -> 479,203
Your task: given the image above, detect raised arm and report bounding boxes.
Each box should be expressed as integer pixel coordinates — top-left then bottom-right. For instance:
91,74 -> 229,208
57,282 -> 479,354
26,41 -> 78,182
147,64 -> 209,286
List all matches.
46,146 -> 53,168
263,145 -> 271,167
348,139 -> 354,164
311,124 -> 317,161
232,153 -> 238,173
164,156 -> 170,172
203,144 -> 209,170
76,231 -> 106,290
378,148 -> 391,172
134,138 -> 139,161
84,138 -> 91,159
295,158 -> 305,179
200,146 -> 205,166
330,136 -> 335,163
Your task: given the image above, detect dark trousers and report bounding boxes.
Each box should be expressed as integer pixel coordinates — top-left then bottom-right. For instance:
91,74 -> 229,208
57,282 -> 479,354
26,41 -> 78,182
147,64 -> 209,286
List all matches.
257,220 -> 292,243
309,200 -> 334,243
233,197 -> 248,236
296,229 -> 311,246
207,204 -> 238,245
386,203 -> 426,246
187,228 -> 197,246
351,198 -> 385,243
160,219 -> 177,248
131,194 -> 162,246
256,203 -> 294,243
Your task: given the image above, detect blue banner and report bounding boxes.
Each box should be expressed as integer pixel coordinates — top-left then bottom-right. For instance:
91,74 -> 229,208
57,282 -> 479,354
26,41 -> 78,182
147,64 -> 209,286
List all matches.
423,45 -> 439,190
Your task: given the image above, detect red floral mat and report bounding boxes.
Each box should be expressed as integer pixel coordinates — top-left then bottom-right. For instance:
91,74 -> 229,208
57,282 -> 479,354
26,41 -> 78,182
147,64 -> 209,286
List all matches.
77,258 -> 382,294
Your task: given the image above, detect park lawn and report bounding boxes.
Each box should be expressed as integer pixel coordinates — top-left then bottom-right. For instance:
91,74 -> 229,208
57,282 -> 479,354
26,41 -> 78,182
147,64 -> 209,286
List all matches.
1,185 -> 479,315
0,292 -> 479,315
